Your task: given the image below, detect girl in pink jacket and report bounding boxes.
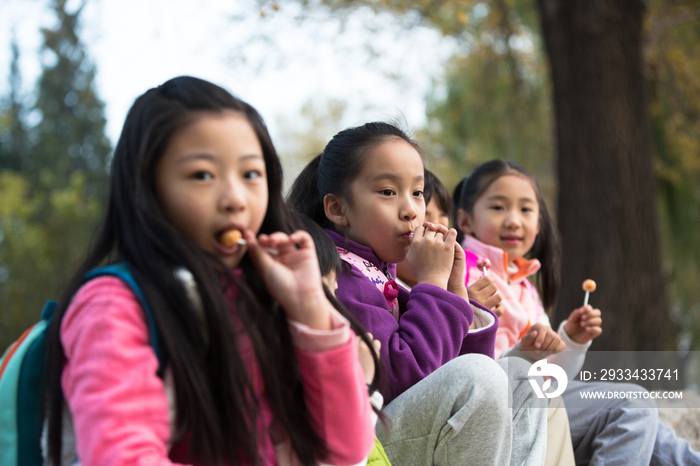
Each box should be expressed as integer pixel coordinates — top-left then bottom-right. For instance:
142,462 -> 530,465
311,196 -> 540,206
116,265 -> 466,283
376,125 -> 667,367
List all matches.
454,159 -> 700,466
42,76 -> 375,466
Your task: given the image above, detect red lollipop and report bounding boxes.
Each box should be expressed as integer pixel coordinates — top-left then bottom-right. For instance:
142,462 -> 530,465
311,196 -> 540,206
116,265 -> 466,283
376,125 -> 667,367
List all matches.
477,257 -> 491,276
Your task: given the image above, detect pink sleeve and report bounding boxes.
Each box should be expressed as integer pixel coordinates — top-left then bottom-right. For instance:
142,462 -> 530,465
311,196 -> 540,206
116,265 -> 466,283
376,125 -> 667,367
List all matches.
288,306 -> 351,352
294,327 -> 375,465
61,277 -> 184,466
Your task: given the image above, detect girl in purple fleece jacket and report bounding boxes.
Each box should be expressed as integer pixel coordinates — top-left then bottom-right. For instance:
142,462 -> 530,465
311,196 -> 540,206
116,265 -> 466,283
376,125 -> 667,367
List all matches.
288,122 -> 548,466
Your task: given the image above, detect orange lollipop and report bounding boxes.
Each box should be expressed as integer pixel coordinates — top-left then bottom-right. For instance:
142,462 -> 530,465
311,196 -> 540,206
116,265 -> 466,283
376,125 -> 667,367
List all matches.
582,279 -> 596,306
220,229 -> 244,248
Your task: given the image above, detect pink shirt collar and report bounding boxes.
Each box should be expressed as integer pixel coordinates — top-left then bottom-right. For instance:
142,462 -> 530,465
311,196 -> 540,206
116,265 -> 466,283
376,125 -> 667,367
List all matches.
461,235 -> 541,283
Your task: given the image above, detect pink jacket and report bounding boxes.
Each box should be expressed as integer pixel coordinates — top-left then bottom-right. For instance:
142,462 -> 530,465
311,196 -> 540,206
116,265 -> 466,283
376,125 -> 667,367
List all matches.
462,235 -> 543,358
60,276 -> 374,466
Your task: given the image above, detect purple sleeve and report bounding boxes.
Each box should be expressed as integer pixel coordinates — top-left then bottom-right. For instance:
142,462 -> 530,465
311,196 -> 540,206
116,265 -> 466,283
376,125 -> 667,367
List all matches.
337,267 -> 483,403
460,299 -> 497,358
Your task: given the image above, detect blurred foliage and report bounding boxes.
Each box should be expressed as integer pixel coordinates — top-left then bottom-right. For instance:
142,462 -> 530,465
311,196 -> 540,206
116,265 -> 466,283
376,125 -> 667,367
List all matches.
0,171 -> 102,348
0,0 -> 110,351
420,0 -> 554,202
276,98 -> 347,191
279,0 -> 700,348
30,0 -> 112,201
645,0 -> 700,349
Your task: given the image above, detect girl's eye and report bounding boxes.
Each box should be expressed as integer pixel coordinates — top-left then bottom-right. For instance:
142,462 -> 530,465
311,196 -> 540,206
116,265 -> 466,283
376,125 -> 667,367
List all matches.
244,170 -> 263,180
522,207 -> 533,213
489,205 -> 504,211
192,171 -> 213,181
413,190 -> 424,198
380,189 -> 395,196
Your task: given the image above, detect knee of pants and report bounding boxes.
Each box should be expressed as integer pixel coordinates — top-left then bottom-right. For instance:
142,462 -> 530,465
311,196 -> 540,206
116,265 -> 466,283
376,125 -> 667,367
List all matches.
612,383 -> 660,412
442,354 -> 511,417
499,356 -> 549,410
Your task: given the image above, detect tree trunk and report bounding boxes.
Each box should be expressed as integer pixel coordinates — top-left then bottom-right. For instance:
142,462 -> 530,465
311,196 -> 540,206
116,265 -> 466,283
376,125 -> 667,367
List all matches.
536,0 -> 673,350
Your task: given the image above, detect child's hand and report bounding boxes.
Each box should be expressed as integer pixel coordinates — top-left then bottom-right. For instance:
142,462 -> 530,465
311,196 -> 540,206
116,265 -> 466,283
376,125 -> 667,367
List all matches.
564,305 -> 602,344
467,276 -> 503,315
520,323 -> 566,354
405,223 -> 456,290
245,229 -> 331,331
447,240 -> 469,301
357,333 -> 381,384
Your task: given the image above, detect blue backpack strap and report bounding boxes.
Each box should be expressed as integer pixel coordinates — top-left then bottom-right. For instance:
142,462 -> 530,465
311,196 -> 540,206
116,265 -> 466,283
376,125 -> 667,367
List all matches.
84,264 -> 165,375
16,321 -> 49,466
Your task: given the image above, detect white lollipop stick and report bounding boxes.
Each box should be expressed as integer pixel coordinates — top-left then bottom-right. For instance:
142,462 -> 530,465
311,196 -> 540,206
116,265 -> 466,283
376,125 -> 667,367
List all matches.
237,238 -> 279,256
582,279 -> 597,307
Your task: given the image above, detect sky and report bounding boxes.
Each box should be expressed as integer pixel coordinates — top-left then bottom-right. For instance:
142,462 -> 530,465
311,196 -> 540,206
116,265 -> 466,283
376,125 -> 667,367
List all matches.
0,0 -> 457,156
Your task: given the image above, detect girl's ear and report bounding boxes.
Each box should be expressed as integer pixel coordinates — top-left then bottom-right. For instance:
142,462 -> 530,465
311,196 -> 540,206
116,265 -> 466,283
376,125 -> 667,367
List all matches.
457,208 -> 473,235
324,194 -> 349,227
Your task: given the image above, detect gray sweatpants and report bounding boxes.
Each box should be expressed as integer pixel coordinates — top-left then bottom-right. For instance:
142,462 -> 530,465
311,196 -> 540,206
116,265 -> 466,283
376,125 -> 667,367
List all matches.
377,354 -> 547,466
563,380 -> 700,466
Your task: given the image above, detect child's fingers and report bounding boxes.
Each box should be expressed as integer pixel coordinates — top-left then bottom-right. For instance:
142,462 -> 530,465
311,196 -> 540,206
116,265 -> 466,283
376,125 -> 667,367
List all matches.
542,332 -> 563,352
413,224 -> 427,238
582,316 -> 602,328
244,230 -> 274,270
538,330 -> 555,350
553,337 -> 566,352
436,224 -> 450,234
471,276 -> 496,292
372,339 -> 381,354
534,328 -> 547,349
446,228 -> 458,243
492,303 -> 504,318
425,222 -> 449,235
482,292 -> 502,310
569,306 -> 585,321
288,230 -> 315,251
477,280 -> 498,297
523,329 -> 538,345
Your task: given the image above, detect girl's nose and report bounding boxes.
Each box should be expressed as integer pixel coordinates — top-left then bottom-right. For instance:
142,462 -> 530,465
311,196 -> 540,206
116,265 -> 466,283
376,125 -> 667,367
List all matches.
400,196 -> 418,222
503,209 -> 521,229
219,178 -> 246,212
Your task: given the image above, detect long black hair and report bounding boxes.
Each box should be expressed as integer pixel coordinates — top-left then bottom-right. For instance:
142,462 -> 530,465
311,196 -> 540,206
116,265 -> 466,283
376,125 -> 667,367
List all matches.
290,212 -> 384,397
286,121 -> 424,230
45,76 -> 330,465
452,159 -> 561,312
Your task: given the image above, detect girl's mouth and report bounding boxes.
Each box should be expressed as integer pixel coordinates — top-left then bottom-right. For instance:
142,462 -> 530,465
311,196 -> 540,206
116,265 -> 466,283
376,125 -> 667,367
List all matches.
501,236 -> 522,246
401,232 -> 414,242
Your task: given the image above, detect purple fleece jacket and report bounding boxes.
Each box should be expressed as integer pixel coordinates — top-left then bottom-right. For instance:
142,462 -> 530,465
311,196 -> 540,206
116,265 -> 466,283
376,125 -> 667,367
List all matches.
326,229 -> 498,403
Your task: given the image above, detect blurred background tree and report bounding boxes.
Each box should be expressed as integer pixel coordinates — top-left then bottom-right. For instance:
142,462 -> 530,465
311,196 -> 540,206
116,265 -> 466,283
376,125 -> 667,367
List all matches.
0,0 -> 109,350
278,0 -> 700,351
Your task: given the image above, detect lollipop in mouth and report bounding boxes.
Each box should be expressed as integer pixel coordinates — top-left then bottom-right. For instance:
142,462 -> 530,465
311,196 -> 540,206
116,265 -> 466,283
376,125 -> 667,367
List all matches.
220,228 -> 280,255
220,229 -> 244,248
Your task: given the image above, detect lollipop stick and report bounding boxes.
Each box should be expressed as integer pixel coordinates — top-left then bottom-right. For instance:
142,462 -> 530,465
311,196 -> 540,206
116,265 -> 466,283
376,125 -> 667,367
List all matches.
583,291 -> 590,307
232,237 -> 279,255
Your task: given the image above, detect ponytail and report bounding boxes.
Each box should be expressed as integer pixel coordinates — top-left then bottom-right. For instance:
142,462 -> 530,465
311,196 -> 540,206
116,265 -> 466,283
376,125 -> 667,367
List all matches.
287,154 -> 329,228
